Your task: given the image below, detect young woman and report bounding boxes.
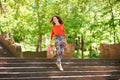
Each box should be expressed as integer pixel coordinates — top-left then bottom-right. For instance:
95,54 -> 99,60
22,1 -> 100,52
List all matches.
50,15 -> 66,71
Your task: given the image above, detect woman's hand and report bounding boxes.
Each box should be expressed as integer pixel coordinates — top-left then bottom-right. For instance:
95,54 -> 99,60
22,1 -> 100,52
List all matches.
50,39 -> 52,45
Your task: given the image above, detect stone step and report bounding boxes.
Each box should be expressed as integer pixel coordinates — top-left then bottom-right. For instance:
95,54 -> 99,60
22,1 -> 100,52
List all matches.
0,57 -> 120,62
0,75 -> 119,80
0,70 -> 120,78
0,66 -> 120,72
1,60 -> 120,64
0,59 -> 120,67
0,62 -> 120,67
0,57 -> 120,80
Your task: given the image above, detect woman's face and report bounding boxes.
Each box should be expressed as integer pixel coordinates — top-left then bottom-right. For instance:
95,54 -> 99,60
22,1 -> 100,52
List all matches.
53,17 -> 59,24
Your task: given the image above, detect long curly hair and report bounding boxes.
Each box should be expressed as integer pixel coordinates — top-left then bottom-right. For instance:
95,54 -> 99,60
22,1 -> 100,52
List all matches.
50,15 -> 63,25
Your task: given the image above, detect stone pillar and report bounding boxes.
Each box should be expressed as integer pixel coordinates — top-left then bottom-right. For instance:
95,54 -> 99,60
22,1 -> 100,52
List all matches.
100,43 -> 120,59
63,43 -> 75,58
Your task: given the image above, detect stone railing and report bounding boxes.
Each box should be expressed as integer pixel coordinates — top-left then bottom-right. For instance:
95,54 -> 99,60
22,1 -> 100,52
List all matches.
0,33 -> 22,57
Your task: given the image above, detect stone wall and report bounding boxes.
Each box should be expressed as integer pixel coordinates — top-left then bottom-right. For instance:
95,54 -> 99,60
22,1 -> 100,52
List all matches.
100,43 -> 120,59
63,43 -> 75,58
0,33 -> 22,57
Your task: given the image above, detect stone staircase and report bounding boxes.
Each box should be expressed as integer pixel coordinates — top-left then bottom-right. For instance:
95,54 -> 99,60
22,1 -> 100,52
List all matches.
0,57 -> 120,80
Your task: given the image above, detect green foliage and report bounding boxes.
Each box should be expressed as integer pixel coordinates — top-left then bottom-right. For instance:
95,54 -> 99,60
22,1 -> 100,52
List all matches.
0,0 -> 120,57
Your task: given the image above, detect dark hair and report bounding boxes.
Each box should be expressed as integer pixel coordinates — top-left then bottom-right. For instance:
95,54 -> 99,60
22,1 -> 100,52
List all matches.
50,15 -> 63,25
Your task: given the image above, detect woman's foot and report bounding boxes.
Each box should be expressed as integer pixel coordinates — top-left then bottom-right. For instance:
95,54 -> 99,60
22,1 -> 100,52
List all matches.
56,62 -> 63,71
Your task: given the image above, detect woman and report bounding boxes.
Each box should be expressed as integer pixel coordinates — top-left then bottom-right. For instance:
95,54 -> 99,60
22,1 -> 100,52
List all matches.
50,15 -> 66,71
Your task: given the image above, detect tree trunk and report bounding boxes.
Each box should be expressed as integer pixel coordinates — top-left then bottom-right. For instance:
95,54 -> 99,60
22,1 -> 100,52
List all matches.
109,0 -> 116,44
0,0 -> 5,14
36,0 -> 42,52
81,34 -> 84,59
89,46 -> 92,58
36,35 -> 42,52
